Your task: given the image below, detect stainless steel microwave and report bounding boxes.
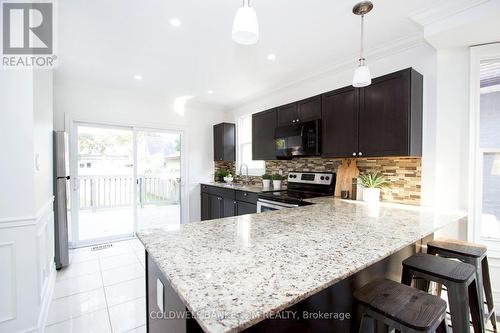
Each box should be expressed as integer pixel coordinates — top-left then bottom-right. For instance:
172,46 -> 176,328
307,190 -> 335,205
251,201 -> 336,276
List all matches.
275,119 -> 321,159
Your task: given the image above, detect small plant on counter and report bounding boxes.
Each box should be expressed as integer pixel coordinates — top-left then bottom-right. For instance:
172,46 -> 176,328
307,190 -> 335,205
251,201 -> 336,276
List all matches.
271,174 -> 283,190
271,174 -> 282,181
215,170 -> 230,182
262,174 -> 271,190
358,172 -> 389,204
358,172 -> 389,188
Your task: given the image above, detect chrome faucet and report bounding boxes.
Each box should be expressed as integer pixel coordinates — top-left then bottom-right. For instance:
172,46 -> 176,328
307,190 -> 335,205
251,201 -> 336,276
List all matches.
239,163 -> 249,185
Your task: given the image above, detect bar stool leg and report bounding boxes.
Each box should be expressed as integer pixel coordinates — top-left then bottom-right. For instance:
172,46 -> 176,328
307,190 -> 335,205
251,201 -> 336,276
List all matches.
448,282 -> 471,333
469,278 -> 485,333
358,312 -> 367,333
474,258 -> 486,326
482,257 -> 497,331
401,266 -> 412,286
436,318 -> 450,333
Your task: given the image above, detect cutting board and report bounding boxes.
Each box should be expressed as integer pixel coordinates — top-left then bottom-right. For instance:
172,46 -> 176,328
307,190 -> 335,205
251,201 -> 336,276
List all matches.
334,159 -> 360,197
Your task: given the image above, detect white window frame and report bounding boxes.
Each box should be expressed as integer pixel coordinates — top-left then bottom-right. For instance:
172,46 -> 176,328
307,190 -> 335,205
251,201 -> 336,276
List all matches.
236,114 -> 265,176
469,43 -> 500,257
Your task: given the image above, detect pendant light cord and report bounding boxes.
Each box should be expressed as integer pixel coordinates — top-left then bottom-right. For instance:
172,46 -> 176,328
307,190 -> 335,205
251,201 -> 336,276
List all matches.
359,15 -> 365,65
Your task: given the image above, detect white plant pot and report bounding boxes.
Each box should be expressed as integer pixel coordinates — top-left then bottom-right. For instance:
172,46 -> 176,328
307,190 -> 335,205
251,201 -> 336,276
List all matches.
262,179 -> 271,190
362,188 -> 381,204
273,180 -> 281,190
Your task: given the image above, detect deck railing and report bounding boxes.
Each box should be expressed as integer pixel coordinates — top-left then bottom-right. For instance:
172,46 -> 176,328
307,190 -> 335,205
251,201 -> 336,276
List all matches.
78,175 -> 180,210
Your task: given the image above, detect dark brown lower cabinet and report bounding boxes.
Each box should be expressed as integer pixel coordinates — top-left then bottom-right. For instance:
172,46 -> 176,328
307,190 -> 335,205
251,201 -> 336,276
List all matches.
223,197 -> 235,218
201,192 -> 210,221
209,195 -> 222,220
201,185 -> 258,220
236,201 -> 257,216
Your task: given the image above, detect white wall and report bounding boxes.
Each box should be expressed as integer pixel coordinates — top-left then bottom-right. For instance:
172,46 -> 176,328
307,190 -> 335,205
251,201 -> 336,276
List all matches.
53,78 -> 232,222
0,70 -> 36,217
0,69 -> 56,332
34,70 -> 55,212
230,42 -> 440,208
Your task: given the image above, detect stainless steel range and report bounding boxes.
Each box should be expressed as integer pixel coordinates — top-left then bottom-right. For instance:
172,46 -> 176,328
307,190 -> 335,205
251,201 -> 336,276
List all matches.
257,171 -> 336,212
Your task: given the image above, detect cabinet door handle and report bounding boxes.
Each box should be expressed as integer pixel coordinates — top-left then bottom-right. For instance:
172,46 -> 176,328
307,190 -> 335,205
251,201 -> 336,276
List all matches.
352,152 -> 356,156
292,120 -> 295,123
358,152 -> 363,156
244,193 -> 248,196
296,118 -> 300,122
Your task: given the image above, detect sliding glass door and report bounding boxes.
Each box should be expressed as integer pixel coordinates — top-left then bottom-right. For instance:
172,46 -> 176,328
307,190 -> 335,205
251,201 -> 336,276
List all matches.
70,123 -> 183,247
136,129 -> 182,231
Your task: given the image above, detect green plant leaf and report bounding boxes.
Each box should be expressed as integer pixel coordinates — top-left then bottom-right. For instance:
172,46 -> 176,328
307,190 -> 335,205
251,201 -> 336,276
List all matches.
359,172 -> 389,188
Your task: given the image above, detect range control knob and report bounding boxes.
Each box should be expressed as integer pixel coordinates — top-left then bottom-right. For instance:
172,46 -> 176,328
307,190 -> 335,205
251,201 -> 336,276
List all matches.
325,176 -> 330,181
320,176 -> 325,180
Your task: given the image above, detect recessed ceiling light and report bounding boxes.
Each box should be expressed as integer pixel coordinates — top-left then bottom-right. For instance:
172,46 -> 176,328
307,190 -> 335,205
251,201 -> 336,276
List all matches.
267,54 -> 276,61
134,74 -> 143,80
169,18 -> 182,27
207,90 -> 214,94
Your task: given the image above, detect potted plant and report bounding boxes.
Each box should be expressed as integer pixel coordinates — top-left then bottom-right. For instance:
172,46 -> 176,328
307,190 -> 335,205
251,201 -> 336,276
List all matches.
262,174 -> 271,190
215,170 -> 229,182
358,172 -> 389,204
224,173 -> 234,183
271,174 -> 283,190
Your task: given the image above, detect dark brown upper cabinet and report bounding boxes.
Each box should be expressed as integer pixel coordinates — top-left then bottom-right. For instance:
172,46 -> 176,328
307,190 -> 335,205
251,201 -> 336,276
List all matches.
321,68 -> 423,158
298,95 -> 322,122
277,102 -> 298,126
252,109 -> 277,160
322,86 -> 359,158
213,123 -> 235,161
277,96 -> 322,126
358,68 -> 423,157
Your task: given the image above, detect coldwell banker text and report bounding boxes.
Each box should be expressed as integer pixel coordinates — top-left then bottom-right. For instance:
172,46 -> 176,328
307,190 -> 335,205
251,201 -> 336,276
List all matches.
1,1 -> 56,68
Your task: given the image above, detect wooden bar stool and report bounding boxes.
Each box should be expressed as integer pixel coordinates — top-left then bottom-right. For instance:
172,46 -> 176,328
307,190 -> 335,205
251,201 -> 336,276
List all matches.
402,253 -> 484,333
427,239 -> 497,332
354,278 -> 448,333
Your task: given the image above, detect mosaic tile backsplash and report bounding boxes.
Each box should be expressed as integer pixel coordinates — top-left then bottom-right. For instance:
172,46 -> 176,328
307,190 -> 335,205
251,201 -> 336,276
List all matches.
214,157 -> 421,205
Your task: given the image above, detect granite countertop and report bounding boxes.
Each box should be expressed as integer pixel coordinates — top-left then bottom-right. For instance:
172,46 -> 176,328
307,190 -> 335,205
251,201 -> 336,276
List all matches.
201,182 -> 270,193
138,199 -> 465,333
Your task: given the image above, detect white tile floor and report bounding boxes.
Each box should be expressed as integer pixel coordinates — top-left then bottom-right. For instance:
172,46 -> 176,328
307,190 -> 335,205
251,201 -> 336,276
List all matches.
46,238 -> 147,333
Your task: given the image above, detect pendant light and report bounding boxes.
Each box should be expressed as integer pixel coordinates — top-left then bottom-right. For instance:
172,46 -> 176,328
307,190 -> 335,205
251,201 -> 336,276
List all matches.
352,1 -> 373,87
232,0 -> 259,45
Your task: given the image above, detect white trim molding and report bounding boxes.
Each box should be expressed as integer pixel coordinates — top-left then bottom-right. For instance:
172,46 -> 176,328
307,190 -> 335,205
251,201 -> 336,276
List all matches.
468,43 -> 500,245
410,0 -> 490,27
0,196 -> 56,333
0,241 -> 16,323
0,198 -> 54,229
230,33 -> 428,110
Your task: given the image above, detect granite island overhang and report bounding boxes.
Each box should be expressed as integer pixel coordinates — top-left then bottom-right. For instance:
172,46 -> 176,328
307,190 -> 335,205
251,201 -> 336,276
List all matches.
138,198 -> 466,333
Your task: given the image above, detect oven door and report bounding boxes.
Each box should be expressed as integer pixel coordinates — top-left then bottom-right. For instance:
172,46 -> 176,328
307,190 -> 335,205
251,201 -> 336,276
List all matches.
257,199 -> 299,213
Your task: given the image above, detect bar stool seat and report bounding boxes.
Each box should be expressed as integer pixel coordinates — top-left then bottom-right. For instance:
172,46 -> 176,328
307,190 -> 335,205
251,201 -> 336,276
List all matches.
403,252 -> 475,283
354,278 -> 448,333
428,239 -> 487,258
402,253 -> 483,333
428,239 -> 496,332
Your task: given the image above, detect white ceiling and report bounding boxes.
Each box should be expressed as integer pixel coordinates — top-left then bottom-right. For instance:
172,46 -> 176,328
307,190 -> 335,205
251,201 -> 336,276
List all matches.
56,0 -> 451,110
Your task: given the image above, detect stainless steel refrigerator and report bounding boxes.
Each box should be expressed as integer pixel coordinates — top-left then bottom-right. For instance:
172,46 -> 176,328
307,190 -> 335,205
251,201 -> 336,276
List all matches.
53,131 -> 71,269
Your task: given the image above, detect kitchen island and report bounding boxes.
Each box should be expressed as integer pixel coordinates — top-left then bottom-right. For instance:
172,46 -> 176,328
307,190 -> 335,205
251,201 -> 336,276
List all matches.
138,198 -> 465,333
